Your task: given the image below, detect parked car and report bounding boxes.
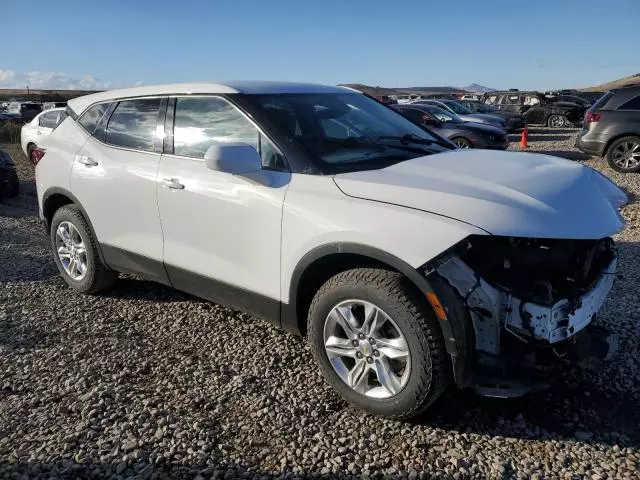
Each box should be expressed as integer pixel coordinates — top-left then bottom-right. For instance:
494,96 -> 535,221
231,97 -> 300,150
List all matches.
21,107 -> 67,164
460,100 -> 526,132
36,81 -> 625,418
547,95 -> 592,108
482,91 -> 585,128
576,86 -> 640,173
411,99 -> 507,130
392,103 -> 508,149
458,93 -> 482,101
393,94 -> 421,104
6,102 -> 43,122
43,102 -> 67,110
0,148 -> 19,200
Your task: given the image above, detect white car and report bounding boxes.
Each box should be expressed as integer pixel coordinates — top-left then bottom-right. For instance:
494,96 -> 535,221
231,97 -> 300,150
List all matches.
35,82 -> 626,418
21,107 -> 67,164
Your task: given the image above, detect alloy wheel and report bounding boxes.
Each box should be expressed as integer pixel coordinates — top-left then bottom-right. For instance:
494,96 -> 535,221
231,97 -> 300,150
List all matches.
549,115 -> 565,128
454,139 -> 470,148
55,221 -> 88,280
612,141 -> 640,171
323,299 -> 411,398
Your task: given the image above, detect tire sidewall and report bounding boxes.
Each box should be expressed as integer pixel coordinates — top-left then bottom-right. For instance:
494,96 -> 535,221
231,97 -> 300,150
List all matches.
308,280 -> 434,416
452,137 -> 472,149
606,136 -> 640,173
548,114 -> 565,128
50,207 -> 98,291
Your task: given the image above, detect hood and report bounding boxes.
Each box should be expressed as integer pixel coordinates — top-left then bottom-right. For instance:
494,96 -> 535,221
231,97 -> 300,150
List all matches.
458,113 -> 505,126
333,150 -> 626,239
457,122 -> 506,136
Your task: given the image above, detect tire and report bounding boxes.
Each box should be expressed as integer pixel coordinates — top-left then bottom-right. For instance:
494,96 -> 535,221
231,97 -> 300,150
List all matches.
307,268 -> 450,419
606,136 -> 640,173
50,205 -> 117,294
452,137 -> 472,149
547,114 -> 566,128
0,168 -> 19,199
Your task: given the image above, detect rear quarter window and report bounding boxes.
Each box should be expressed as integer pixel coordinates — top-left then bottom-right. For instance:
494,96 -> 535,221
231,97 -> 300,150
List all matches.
617,94 -> 640,111
78,103 -> 111,134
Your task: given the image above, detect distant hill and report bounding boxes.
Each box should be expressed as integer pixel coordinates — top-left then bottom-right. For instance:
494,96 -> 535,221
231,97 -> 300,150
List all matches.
398,86 -> 463,94
463,83 -> 495,93
339,84 -> 401,96
581,73 -> 640,92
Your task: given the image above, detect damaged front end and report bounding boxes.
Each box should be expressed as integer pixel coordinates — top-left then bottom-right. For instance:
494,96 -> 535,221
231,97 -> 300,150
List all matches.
425,235 -> 620,397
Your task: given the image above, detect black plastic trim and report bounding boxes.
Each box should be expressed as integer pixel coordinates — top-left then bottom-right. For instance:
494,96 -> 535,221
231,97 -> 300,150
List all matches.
101,245 -> 170,285
165,264 -> 281,327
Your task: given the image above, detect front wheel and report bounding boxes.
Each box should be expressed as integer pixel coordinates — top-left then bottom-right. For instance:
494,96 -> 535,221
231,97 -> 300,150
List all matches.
452,137 -> 472,149
606,136 -> 640,173
547,114 -> 566,128
307,268 -> 450,419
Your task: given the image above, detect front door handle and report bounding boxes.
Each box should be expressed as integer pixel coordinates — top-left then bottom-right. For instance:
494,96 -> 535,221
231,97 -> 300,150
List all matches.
160,178 -> 185,190
77,155 -> 98,167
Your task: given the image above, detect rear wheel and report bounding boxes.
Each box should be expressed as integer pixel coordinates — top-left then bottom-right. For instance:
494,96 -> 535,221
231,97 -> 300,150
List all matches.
50,205 -> 117,294
307,268 -> 450,419
0,168 -> 19,199
547,114 -> 566,128
606,136 -> 640,173
452,137 -> 472,149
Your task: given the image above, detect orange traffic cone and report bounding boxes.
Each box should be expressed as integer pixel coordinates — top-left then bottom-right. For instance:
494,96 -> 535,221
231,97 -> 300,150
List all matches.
520,125 -> 529,149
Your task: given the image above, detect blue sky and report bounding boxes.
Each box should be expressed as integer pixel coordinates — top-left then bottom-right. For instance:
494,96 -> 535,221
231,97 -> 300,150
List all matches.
2,0 -> 638,91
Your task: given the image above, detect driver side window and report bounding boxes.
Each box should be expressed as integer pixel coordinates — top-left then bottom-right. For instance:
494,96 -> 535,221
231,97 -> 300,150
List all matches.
172,96 -> 285,169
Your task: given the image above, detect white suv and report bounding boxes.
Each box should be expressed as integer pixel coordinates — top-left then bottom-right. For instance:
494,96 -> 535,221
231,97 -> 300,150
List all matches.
36,82 -> 627,418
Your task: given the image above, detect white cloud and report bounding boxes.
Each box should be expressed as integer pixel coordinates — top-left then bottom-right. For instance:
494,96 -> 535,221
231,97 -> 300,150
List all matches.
0,70 -> 113,90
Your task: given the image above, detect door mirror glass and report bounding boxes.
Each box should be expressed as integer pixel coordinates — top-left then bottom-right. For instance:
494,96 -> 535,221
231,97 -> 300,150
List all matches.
204,142 -> 262,174
421,115 -> 438,126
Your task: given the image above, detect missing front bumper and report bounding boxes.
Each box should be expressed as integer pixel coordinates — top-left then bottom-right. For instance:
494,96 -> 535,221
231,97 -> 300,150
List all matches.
432,252 -> 619,397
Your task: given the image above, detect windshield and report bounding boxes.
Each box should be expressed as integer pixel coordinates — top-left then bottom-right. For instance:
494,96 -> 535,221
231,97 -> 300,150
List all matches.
424,106 -> 463,123
249,93 -> 451,171
441,100 -> 473,115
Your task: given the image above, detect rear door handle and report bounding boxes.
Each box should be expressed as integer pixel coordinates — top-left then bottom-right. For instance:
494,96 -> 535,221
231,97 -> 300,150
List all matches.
76,155 -> 98,167
160,178 -> 185,190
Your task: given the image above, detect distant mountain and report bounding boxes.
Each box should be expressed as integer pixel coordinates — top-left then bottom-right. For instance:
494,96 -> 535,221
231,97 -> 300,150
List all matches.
581,73 -> 640,92
398,86 -> 463,94
463,83 -> 495,93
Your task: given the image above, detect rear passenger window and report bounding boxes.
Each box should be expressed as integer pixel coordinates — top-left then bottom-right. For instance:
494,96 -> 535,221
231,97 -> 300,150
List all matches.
78,103 -> 110,134
618,95 -> 640,111
106,98 -> 161,152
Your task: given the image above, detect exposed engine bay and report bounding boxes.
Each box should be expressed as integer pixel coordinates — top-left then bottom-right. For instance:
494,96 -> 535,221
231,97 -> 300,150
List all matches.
427,235 -> 619,396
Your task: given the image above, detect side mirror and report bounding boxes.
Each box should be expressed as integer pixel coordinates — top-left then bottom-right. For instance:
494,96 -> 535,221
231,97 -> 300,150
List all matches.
204,142 -> 262,174
421,115 -> 438,126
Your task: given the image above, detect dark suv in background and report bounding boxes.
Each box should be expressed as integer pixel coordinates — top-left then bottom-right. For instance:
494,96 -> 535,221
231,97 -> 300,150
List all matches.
482,91 -> 585,128
576,86 -> 640,173
459,100 -> 526,132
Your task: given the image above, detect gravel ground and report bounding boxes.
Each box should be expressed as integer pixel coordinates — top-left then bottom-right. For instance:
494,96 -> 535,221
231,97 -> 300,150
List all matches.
1,129 -> 639,479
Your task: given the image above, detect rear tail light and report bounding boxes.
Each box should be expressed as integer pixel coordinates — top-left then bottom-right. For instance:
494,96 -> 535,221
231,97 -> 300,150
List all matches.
585,111 -> 601,123
32,147 -> 46,165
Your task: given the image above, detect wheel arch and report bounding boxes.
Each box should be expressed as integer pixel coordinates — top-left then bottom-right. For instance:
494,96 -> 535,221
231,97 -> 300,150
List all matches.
283,242 -> 469,386
42,187 -> 106,264
602,132 -> 640,157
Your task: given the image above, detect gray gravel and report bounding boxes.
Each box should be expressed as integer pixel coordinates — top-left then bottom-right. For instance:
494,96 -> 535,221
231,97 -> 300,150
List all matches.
1,131 -> 639,479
